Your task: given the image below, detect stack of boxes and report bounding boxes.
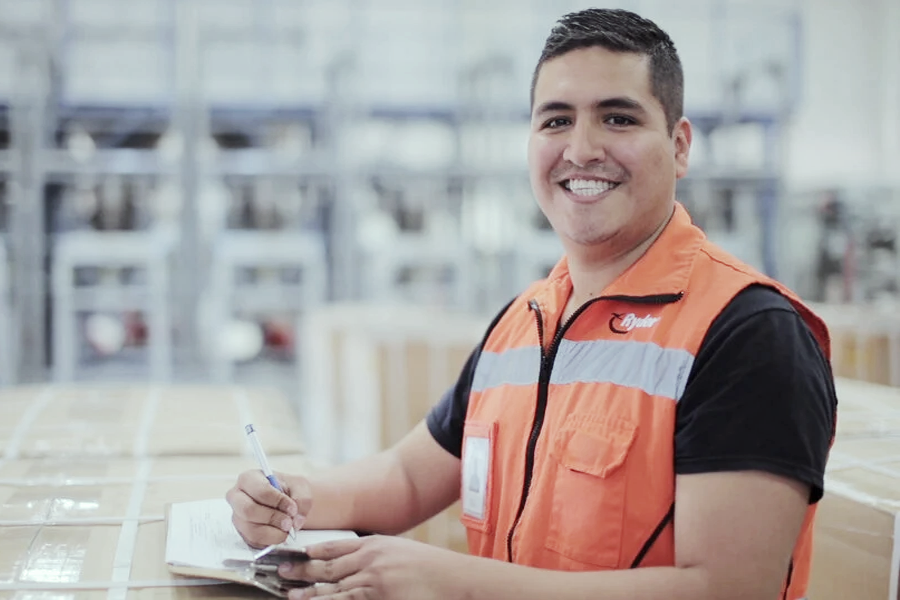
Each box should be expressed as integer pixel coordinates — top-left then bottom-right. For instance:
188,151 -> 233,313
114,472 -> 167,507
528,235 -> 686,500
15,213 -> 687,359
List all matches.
809,377 -> 900,600
299,303 -> 488,553
812,303 -> 900,387
0,384 -> 312,598
6,304 -> 899,597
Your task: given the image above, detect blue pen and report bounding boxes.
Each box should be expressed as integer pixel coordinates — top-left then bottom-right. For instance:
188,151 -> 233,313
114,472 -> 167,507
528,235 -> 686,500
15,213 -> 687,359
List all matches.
244,423 -> 296,541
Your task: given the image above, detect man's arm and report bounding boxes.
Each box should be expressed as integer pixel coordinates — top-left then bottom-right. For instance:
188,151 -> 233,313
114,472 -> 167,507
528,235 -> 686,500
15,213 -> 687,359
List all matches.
304,421 -> 462,535
230,333 -> 481,549
301,335 -> 486,536
228,421 -> 461,546
466,470 -> 807,600
293,469 -> 808,600
669,471 -> 808,597
453,470 -> 807,600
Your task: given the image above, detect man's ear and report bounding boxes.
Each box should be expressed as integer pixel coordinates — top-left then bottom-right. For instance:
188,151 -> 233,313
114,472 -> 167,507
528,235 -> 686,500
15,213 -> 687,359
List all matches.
673,117 -> 692,179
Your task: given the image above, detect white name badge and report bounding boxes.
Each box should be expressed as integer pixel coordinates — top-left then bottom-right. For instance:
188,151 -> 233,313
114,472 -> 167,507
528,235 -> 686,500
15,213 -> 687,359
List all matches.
463,436 -> 490,519
460,422 -> 496,530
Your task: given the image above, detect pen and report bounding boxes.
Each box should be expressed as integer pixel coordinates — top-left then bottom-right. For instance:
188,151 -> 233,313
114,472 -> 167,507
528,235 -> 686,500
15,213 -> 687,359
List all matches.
244,423 -> 296,541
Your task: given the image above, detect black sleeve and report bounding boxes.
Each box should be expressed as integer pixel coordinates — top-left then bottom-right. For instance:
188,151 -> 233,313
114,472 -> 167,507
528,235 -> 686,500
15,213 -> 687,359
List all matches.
425,345 -> 480,458
674,284 -> 837,504
426,297 -> 518,458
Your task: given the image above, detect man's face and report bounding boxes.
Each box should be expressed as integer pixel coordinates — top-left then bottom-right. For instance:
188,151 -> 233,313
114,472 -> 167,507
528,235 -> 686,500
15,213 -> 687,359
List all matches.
527,46 -> 691,258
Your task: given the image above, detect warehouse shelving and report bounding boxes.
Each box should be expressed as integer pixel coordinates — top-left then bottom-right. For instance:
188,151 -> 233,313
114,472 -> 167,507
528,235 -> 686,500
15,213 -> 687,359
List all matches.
0,0 -> 806,386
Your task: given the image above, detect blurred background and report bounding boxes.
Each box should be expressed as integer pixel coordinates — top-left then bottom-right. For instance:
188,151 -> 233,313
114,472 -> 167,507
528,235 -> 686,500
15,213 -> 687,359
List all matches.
0,0 -> 898,577
0,0 -> 897,429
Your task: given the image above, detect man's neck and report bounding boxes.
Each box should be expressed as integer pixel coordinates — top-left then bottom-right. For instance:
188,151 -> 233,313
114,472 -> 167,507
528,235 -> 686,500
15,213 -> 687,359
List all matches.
562,207 -> 674,321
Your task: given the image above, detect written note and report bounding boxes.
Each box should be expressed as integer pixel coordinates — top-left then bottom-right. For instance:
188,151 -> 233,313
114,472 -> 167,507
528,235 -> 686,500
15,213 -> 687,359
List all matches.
166,498 -> 257,570
165,498 -> 357,572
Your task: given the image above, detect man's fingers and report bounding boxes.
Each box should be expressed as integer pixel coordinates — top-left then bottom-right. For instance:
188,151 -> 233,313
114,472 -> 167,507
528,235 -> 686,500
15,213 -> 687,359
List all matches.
237,470 -> 291,510
289,579 -> 373,600
305,538 -> 366,562
230,512 -> 288,549
281,473 -> 313,517
229,487 -> 294,529
279,540 -> 365,583
236,470 -> 313,526
235,470 -> 303,526
279,557 -> 356,585
226,487 -> 295,548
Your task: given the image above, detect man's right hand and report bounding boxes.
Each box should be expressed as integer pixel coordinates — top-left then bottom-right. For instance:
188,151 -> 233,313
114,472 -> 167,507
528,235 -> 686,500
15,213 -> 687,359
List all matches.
226,469 -> 312,548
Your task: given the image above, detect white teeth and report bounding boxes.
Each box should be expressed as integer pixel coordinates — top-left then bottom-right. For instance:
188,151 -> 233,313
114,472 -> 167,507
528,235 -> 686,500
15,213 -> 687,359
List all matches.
565,179 -> 619,196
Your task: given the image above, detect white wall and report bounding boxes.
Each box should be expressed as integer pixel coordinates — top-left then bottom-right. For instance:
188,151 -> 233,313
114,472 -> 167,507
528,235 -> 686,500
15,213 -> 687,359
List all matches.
880,0 -> 900,182
784,0 -> 898,190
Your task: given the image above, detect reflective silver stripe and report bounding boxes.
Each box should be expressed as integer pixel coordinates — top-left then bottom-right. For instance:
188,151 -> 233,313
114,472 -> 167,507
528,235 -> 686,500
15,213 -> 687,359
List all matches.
472,346 -> 541,391
554,339 -> 694,400
472,339 -> 694,401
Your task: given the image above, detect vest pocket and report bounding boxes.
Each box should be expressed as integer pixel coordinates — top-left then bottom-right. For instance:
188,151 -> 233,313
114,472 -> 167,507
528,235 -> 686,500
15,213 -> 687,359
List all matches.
545,417 -> 637,568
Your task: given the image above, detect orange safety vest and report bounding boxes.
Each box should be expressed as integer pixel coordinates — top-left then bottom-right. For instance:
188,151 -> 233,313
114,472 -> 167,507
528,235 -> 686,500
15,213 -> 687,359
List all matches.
460,202 -> 830,599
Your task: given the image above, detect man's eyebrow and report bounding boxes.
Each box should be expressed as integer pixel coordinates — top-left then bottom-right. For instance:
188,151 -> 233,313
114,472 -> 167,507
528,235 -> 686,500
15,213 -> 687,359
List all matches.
533,97 -> 648,116
597,97 -> 647,113
533,101 -> 574,115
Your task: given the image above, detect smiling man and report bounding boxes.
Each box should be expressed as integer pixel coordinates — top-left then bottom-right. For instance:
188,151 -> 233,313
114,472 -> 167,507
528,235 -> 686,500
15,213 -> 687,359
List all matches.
227,9 -> 837,600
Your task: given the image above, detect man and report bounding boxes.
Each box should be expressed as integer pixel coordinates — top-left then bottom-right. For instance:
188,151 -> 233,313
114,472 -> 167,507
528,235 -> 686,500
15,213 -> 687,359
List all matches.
227,8 -> 836,600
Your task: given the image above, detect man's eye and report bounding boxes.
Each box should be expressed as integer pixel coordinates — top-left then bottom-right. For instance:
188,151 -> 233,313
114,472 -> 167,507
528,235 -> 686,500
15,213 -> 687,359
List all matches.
543,117 -> 570,129
607,115 -> 635,126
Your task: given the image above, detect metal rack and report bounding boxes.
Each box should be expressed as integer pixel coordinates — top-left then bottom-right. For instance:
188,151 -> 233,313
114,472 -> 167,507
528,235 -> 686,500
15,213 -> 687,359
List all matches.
0,0 -> 804,385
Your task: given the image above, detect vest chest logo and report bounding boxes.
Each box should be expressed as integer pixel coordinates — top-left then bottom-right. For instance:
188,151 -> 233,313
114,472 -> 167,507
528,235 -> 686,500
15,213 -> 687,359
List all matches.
609,312 -> 661,334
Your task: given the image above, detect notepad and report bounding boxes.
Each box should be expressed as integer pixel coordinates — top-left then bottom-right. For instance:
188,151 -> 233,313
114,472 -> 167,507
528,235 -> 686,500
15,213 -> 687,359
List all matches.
165,498 -> 358,597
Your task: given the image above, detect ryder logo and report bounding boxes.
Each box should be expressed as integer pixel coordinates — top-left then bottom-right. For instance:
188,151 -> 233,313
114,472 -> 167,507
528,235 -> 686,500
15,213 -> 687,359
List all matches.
609,313 -> 661,334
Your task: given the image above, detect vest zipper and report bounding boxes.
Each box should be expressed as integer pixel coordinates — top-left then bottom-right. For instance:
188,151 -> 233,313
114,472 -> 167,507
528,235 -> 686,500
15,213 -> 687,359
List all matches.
781,558 -> 794,600
505,291 -> 684,563
630,501 -> 675,568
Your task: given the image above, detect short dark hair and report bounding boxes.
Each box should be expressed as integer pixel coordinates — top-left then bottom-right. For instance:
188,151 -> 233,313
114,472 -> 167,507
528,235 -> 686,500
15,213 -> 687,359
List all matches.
531,8 -> 684,133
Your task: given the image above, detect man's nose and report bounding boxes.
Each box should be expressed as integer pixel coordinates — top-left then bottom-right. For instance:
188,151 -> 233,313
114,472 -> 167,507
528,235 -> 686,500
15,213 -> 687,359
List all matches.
562,121 -> 605,167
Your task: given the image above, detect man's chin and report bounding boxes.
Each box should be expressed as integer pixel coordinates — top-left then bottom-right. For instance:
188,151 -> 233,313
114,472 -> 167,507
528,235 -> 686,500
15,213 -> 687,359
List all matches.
561,229 -> 618,251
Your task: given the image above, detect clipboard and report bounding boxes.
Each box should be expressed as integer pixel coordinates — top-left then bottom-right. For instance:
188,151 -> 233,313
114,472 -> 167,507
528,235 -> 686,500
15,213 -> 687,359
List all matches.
217,545 -> 315,597
164,499 -> 358,597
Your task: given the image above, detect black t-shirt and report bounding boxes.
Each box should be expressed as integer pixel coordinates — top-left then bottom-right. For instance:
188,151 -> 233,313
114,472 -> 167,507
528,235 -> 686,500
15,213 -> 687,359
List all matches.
426,284 -> 837,503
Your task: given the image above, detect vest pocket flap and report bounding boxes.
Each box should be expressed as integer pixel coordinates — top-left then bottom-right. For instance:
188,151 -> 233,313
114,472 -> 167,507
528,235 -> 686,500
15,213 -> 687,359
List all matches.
552,420 -> 637,478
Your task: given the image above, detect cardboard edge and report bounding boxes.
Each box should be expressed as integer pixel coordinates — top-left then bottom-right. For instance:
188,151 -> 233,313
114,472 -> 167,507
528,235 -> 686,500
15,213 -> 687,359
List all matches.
891,512 -> 900,600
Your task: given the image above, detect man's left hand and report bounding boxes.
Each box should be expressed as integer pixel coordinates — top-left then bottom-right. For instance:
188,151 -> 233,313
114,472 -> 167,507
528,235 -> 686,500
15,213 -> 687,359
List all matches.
278,535 -> 461,600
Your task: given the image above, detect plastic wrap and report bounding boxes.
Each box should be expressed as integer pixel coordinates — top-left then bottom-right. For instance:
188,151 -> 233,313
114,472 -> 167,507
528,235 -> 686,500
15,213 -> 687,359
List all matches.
808,378 -> 900,600
0,384 -> 310,599
0,385 -> 304,460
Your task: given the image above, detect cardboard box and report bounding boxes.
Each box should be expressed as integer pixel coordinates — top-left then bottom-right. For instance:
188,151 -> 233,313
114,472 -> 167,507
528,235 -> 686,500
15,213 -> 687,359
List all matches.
300,303 -> 488,463
0,384 -> 304,459
808,378 -> 900,600
0,383 -> 313,599
811,303 -> 900,387
300,303 -> 489,553
0,454 -> 317,599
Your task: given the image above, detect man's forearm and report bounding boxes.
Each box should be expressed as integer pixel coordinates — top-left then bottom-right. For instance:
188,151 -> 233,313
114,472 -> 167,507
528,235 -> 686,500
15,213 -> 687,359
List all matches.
449,554 -> 775,600
302,422 -> 460,536
302,449 -> 428,535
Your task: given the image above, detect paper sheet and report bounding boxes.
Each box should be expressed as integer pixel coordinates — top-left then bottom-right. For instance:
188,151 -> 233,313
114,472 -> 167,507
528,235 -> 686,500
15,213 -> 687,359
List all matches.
165,498 -> 357,571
